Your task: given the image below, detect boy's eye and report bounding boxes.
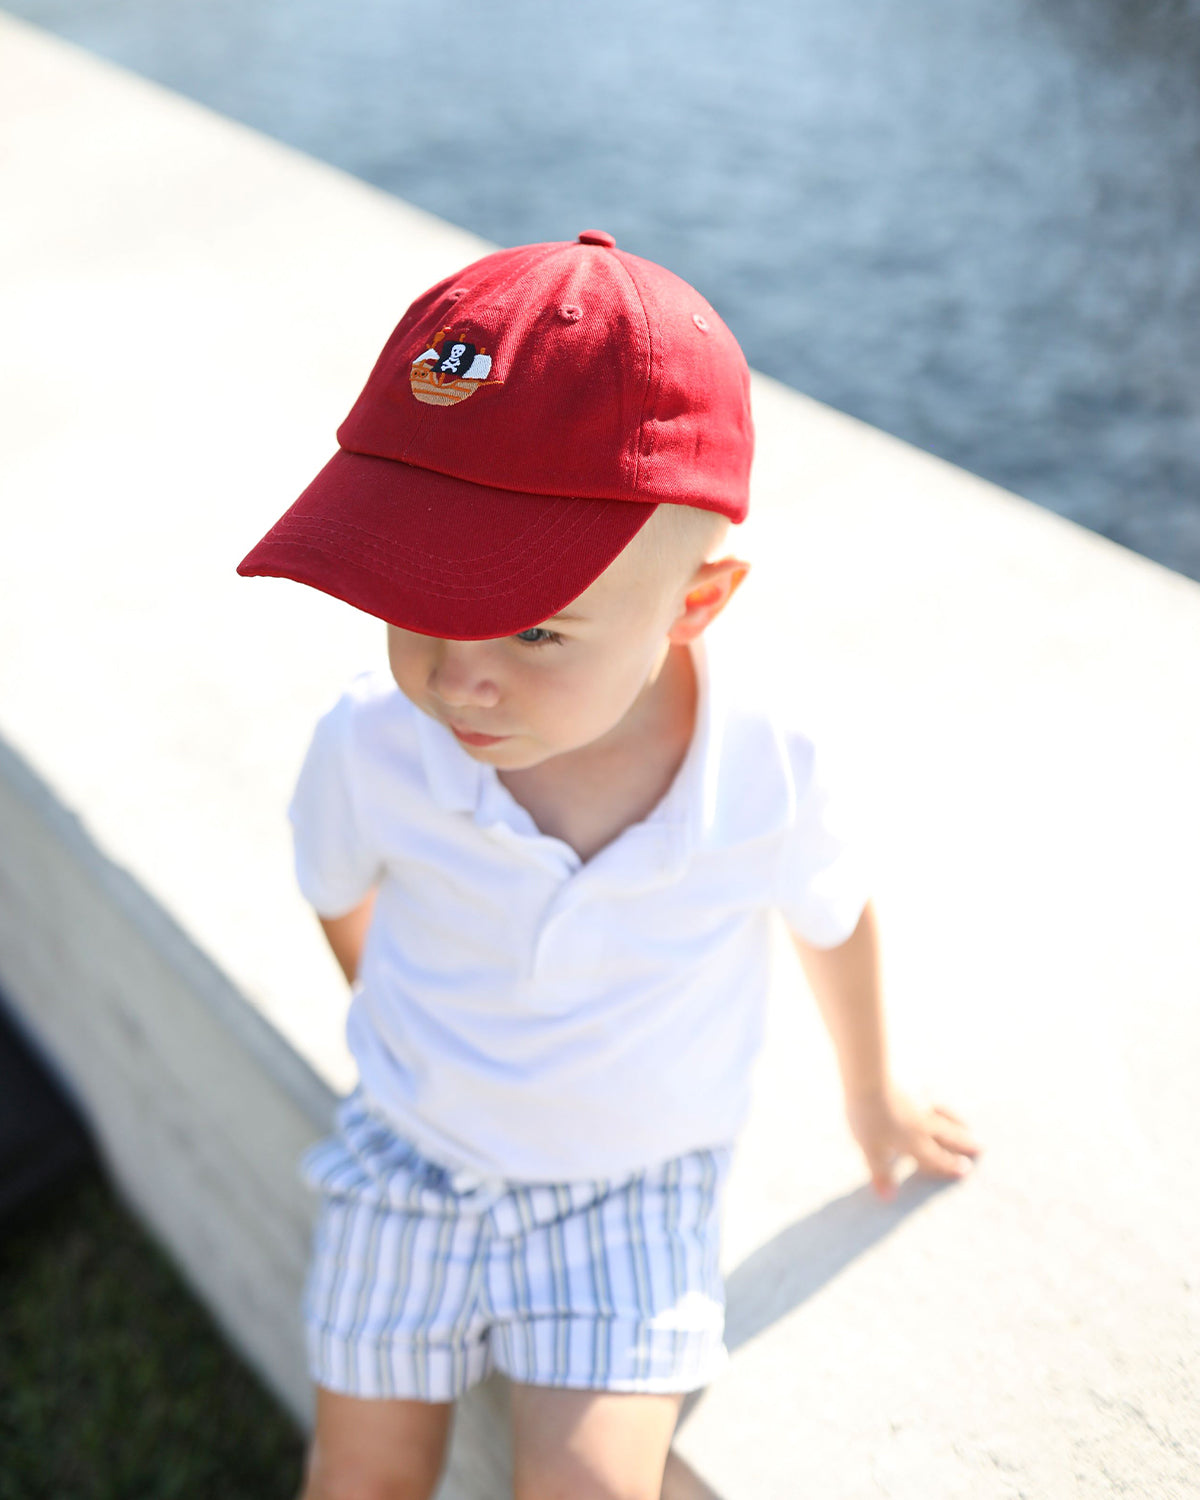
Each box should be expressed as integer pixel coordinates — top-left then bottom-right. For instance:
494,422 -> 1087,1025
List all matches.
513,627 -> 564,648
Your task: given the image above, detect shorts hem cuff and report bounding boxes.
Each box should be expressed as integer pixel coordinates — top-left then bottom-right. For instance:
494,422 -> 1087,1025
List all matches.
493,1347 -> 729,1396
307,1365 -> 484,1403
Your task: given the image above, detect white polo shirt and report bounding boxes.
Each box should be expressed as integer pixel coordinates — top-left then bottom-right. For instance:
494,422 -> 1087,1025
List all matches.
288,633 -> 870,1183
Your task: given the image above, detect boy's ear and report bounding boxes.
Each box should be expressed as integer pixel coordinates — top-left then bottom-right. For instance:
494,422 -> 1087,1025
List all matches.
666,558 -> 751,645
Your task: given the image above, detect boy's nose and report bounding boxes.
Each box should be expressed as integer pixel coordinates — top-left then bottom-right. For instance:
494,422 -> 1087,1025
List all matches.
426,641 -> 501,709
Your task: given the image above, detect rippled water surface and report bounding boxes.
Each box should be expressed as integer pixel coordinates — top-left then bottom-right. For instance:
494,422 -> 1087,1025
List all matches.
11,0 -> 1200,577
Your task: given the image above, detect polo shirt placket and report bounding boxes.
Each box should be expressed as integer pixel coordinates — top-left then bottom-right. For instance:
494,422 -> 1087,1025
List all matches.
410,644 -> 711,985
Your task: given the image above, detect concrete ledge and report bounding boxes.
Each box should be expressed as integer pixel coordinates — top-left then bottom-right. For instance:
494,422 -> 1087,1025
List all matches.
0,733 -> 326,1416
2,15 -> 1198,1497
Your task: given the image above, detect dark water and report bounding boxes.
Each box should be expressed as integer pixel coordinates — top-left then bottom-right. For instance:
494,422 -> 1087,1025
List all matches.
11,0 -> 1200,579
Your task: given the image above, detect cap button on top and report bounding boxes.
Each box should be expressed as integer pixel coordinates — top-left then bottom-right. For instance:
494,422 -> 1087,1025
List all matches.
577,229 -> 616,248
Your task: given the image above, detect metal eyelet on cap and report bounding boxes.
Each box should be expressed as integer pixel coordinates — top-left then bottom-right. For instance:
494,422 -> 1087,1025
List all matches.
693,313 -> 710,332
577,229 -> 616,248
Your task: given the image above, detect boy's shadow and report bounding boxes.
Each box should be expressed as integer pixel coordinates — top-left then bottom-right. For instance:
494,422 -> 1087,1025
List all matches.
661,1172 -> 957,1499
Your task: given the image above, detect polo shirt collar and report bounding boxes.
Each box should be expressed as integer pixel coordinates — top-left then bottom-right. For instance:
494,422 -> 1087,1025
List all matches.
413,700 -> 487,816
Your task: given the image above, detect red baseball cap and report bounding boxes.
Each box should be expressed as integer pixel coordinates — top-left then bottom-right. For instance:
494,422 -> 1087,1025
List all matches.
237,230 -> 753,639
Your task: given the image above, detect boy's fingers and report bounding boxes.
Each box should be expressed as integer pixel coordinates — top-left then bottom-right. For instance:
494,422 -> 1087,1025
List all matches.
862,1147 -> 897,1198
915,1136 -> 975,1178
929,1105 -> 982,1155
858,1101 -> 981,1197
930,1125 -> 981,1156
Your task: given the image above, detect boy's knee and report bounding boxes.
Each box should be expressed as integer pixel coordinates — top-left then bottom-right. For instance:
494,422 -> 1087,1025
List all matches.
298,1439 -> 445,1500
300,1385 -> 452,1500
299,1465 -> 440,1500
514,1472 -> 659,1500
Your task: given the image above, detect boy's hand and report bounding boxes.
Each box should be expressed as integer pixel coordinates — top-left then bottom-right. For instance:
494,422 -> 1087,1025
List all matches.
844,1083 -> 982,1201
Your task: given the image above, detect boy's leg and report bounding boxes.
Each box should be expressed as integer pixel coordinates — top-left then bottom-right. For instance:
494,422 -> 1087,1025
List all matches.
509,1383 -> 683,1500
298,1384 -> 454,1500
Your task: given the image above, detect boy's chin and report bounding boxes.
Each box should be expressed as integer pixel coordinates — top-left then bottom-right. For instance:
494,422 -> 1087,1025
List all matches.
470,738 -> 575,773
455,736 -> 535,767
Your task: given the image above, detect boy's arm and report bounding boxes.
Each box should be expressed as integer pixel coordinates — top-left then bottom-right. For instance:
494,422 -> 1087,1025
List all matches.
789,900 -> 981,1199
317,887 -> 379,986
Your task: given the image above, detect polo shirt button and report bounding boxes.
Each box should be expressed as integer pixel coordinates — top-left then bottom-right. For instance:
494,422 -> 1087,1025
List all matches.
577,229 -> 616,248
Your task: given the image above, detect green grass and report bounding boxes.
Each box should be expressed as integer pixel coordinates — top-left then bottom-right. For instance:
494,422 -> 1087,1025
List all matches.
0,1161 -> 307,1500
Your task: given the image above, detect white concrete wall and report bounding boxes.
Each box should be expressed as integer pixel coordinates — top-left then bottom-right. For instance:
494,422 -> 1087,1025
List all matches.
2,15 -> 1197,1497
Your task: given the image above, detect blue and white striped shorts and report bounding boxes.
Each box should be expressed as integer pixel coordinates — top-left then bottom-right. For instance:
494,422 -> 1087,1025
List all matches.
298,1086 -> 732,1401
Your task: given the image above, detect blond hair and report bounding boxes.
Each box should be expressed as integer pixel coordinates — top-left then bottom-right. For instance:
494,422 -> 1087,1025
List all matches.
629,502 -> 732,591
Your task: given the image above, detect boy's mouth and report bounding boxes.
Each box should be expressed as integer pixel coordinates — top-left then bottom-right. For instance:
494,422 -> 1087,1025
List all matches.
448,723 -> 510,746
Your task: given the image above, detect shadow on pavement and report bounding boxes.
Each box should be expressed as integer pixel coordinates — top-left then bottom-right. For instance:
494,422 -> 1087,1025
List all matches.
662,1170 -> 963,1496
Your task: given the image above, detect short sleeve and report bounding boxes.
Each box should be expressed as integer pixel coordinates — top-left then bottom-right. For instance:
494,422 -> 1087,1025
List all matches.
287,693 -> 384,918
773,731 -> 872,949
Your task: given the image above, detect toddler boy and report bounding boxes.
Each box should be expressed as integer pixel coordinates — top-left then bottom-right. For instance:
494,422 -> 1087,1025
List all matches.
238,230 -> 981,1500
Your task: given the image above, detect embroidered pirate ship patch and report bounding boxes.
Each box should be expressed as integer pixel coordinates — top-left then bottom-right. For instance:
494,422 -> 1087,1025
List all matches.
410,331 -> 502,406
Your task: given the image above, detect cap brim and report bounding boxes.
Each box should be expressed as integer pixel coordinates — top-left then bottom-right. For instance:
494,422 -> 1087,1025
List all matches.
236,450 -> 658,639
